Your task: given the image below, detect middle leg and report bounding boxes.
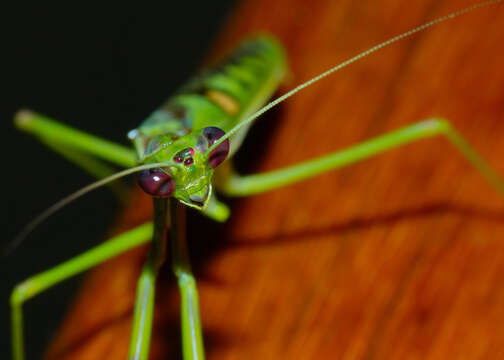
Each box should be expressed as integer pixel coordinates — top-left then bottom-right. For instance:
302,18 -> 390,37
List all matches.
217,119 -> 504,198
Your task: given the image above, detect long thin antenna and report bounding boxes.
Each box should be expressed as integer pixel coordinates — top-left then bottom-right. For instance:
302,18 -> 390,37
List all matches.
208,0 -> 502,155
5,162 -> 174,256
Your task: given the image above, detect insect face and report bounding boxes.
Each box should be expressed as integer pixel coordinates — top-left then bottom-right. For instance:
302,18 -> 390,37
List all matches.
138,126 -> 230,209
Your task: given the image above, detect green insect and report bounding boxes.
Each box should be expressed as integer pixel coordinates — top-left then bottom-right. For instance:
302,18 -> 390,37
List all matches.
9,0 -> 504,359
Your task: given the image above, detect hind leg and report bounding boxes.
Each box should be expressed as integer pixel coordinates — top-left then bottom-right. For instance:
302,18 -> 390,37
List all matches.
217,119 -> 504,197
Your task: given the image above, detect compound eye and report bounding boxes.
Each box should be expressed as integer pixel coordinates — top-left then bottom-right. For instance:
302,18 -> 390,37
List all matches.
203,126 -> 229,168
138,168 -> 175,197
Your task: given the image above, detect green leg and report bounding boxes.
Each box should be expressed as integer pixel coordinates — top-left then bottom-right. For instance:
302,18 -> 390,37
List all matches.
128,200 -> 205,360
40,137 -> 131,200
14,110 -> 137,169
218,118 -> 504,197
202,191 -> 230,222
171,200 -> 205,360
128,199 -> 169,360
10,222 -> 153,360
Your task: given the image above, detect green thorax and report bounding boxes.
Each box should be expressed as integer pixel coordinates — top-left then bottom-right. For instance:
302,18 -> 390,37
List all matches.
129,35 -> 287,162
127,35 -> 287,208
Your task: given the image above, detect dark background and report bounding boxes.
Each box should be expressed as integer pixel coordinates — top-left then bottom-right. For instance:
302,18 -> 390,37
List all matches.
2,2 -> 237,359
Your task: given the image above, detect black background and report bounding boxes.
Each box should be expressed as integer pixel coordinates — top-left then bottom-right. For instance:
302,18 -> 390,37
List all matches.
2,2 -> 238,358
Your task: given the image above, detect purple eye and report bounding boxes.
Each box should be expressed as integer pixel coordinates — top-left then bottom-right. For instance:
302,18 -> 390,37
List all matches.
138,168 -> 175,197
203,126 -> 229,168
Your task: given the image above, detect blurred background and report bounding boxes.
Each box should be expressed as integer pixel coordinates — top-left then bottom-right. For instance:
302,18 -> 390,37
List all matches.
2,2 -> 236,358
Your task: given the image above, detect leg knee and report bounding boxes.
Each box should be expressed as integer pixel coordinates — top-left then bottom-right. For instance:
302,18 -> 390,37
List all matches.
425,117 -> 452,132
10,281 -> 31,307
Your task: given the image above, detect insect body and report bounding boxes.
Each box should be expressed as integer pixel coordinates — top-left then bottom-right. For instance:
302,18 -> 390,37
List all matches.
11,36 -> 289,360
130,37 -> 286,209
125,38 -> 287,358
10,1 -> 504,359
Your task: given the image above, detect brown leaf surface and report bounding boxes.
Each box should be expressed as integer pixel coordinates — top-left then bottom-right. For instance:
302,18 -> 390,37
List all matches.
46,0 -> 504,359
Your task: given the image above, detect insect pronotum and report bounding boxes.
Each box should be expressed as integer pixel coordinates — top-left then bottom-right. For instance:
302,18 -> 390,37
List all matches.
7,0 -> 504,358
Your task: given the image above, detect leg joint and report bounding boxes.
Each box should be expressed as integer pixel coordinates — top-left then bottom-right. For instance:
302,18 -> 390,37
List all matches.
10,281 -> 31,306
425,117 -> 453,133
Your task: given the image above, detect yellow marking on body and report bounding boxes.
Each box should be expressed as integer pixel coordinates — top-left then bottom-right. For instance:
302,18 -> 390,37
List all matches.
205,90 -> 240,115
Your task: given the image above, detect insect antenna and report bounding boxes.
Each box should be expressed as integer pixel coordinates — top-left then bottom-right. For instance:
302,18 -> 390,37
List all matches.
207,0 -> 502,157
5,162 -> 175,256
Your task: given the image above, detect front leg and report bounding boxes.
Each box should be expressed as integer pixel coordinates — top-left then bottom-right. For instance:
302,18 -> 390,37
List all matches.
201,191 -> 230,222
128,200 -> 205,360
171,201 -> 205,360
128,199 -> 169,360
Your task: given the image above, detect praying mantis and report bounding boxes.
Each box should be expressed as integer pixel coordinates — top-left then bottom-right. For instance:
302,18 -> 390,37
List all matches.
6,0 -> 504,360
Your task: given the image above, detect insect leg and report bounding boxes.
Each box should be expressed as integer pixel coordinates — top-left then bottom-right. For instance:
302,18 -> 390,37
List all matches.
202,191 -> 230,222
10,222 -> 153,360
217,118 -> 504,197
128,199 -> 169,360
14,110 -> 137,169
170,200 -> 205,360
